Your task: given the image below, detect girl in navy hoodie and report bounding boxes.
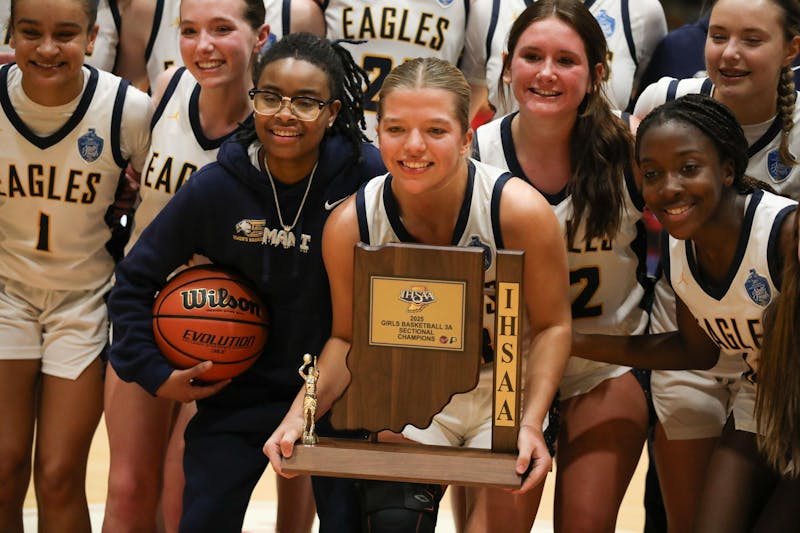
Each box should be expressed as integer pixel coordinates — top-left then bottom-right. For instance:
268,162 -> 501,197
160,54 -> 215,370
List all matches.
108,32 -> 385,533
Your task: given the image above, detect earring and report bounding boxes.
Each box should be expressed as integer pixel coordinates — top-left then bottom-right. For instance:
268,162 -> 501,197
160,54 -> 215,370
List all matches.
328,120 -> 334,128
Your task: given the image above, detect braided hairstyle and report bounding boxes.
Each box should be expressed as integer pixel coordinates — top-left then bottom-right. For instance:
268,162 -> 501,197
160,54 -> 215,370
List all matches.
500,0 -> 631,245
237,32 -> 370,159
777,58 -> 799,166
771,0 -> 800,166
636,94 -> 777,194
711,0 -> 800,167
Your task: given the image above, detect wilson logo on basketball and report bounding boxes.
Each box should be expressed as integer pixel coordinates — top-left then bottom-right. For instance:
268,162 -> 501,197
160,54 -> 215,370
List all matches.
180,287 -> 262,317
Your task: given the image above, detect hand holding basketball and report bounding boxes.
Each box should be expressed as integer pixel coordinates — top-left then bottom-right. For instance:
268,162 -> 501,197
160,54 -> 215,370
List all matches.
155,361 -> 231,403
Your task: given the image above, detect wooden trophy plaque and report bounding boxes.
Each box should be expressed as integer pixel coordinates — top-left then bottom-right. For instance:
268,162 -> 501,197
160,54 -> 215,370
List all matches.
282,243 -> 524,488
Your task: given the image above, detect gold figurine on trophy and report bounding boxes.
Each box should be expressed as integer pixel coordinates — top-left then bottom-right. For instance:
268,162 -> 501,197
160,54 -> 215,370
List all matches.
299,353 -> 319,445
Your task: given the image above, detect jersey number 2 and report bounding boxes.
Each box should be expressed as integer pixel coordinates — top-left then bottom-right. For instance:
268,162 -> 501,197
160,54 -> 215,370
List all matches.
570,266 -> 601,318
362,55 -> 393,112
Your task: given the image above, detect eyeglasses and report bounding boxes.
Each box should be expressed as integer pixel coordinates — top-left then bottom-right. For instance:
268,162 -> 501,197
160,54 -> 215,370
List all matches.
248,89 -> 333,121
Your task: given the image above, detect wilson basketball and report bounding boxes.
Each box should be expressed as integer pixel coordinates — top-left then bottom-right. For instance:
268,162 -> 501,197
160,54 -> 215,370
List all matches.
152,265 -> 269,382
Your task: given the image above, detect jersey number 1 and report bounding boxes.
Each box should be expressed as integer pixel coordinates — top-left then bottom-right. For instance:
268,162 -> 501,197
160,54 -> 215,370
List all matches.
37,212 -> 50,252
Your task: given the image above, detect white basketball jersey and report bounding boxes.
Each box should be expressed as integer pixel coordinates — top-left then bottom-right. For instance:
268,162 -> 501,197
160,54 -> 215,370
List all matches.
129,67 -> 238,250
323,0 -> 470,141
0,65 -> 131,290
356,159 -> 510,342
145,0 -> 291,90
475,113 -> 650,392
667,190 -> 796,381
635,76 -> 800,201
464,0 -> 666,115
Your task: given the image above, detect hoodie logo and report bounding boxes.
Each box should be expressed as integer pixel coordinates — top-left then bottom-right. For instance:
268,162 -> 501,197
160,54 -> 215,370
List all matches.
233,219 -> 267,242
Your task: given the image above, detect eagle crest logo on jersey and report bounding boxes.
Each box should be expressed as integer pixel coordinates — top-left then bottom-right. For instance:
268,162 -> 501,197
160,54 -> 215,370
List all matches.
233,219 -> 267,243
467,235 -> 493,271
77,128 -> 104,163
767,150 -> 792,182
595,10 -> 616,38
436,0 -> 455,8
744,268 -> 771,306
399,286 -> 436,312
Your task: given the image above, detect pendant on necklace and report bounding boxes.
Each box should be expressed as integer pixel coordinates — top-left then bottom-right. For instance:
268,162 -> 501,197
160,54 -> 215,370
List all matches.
274,229 -> 296,249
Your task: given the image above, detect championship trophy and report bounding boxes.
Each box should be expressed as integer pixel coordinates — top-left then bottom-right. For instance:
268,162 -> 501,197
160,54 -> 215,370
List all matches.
283,243 -> 525,488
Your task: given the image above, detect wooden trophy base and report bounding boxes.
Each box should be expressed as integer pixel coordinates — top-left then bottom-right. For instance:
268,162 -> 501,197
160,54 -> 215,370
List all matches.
282,437 -> 521,489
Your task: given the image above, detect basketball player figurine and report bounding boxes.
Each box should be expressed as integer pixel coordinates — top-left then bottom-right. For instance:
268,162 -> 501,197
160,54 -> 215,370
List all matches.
299,354 -> 319,445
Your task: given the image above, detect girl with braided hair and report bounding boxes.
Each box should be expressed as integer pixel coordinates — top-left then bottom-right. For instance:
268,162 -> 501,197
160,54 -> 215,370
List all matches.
107,30 -> 384,532
635,0 -> 800,197
575,93 -> 800,532
630,2 -> 800,529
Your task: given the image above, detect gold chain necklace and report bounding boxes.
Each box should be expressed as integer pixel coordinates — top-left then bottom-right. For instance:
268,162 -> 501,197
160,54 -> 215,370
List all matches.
262,151 -> 317,233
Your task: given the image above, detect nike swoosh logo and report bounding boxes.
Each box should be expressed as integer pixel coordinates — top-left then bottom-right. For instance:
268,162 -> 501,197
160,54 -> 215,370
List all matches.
324,196 -> 348,211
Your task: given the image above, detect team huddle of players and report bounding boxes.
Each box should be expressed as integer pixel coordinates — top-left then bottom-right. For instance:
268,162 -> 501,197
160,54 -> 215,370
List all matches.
2,1 -> 800,533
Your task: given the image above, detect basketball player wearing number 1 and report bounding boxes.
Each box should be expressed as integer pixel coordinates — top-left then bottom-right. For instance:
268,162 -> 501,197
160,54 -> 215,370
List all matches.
0,0 -> 152,531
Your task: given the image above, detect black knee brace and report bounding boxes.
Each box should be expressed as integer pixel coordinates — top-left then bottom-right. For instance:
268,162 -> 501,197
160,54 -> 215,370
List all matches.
358,480 -> 443,533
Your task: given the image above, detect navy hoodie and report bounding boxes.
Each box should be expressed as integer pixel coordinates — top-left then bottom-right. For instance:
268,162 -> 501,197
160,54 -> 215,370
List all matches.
108,133 -> 385,404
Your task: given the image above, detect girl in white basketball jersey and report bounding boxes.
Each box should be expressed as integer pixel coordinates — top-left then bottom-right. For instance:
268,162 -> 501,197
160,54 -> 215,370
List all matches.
575,93 -> 800,532
102,1 -> 269,531
472,2 -> 651,531
631,1 -> 800,528
635,0 -> 800,198
0,0 -> 151,531
265,57 -> 572,533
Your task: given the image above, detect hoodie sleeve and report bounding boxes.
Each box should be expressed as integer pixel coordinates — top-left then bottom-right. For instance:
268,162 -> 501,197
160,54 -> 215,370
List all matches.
108,169 -> 211,395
